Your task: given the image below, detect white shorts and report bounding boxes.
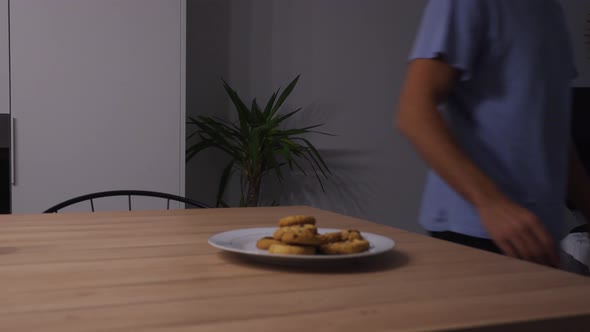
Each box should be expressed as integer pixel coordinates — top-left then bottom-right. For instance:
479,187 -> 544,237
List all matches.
561,232 -> 590,276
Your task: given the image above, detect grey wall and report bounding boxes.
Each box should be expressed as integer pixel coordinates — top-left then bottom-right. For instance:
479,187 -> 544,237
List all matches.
560,0 -> 590,87
187,0 -> 590,234
559,0 -> 590,232
186,0 -> 231,206
257,0 -> 428,232
187,0 -> 427,233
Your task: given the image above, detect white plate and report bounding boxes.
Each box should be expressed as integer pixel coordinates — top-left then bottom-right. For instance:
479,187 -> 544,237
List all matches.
208,227 -> 395,262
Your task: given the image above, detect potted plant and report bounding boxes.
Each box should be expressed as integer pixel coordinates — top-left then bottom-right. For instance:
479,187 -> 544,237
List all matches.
186,75 -> 331,207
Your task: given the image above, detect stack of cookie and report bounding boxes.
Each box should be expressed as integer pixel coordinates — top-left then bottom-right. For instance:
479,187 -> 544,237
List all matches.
256,215 -> 371,255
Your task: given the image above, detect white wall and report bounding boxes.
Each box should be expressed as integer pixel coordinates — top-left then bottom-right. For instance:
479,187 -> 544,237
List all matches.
187,0 -> 590,234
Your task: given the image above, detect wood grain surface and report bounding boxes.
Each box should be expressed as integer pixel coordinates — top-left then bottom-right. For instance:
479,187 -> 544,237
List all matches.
0,206 -> 588,331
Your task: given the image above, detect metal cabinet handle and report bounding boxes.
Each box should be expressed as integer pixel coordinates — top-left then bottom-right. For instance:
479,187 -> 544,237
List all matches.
11,116 -> 15,185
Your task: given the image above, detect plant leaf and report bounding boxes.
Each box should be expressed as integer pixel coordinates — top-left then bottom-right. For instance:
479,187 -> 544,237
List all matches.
296,137 -> 331,175
297,149 -> 327,191
251,98 -> 263,124
263,91 -> 278,118
186,74 -> 334,205
216,160 -> 235,207
186,140 -> 214,162
188,116 -> 244,160
269,75 -> 300,117
272,107 -> 302,126
222,79 -> 251,136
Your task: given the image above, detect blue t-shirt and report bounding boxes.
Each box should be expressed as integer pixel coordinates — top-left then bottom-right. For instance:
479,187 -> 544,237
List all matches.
409,0 -> 577,242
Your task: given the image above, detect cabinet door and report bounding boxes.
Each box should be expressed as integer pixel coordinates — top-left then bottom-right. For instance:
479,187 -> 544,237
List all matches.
0,1 -> 9,213
10,0 -> 185,213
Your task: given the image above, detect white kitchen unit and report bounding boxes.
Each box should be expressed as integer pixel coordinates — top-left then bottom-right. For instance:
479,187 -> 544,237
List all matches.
8,0 -> 185,213
0,1 -> 9,213
0,0 -> 8,116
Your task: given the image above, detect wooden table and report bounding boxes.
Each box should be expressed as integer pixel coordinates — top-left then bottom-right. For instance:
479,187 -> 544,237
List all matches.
0,206 -> 589,331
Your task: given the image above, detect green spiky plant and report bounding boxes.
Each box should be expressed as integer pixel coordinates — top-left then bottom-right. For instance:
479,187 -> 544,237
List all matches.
186,75 -> 331,207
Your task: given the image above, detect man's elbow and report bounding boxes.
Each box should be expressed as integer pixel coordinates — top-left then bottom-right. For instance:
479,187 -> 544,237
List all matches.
394,106 -> 416,138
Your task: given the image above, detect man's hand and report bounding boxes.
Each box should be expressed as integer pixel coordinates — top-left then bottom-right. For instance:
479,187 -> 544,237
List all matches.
397,58 -> 559,268
477,197 -> 559,267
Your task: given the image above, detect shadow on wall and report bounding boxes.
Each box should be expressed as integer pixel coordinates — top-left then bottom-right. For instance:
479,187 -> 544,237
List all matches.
256,98 -> 427,231
185,0 -> 232,206
262,147 -> 377,219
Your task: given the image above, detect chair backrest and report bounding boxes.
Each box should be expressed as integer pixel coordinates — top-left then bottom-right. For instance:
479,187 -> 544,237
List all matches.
43,190 -> 209,213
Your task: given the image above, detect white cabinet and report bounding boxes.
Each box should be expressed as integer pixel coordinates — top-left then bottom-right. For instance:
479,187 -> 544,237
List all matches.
0,0 -> 8,115
9,0 -> 185,213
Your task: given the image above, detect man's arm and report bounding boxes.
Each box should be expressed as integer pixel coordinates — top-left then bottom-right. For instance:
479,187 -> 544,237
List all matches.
395,58 -> 559,267
567,143 -> 590,232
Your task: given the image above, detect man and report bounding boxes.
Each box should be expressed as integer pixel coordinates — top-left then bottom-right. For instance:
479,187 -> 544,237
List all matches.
396,0 -> 590,267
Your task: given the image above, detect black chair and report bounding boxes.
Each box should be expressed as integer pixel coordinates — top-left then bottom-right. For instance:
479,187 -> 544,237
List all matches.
44,190 -> 209,213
